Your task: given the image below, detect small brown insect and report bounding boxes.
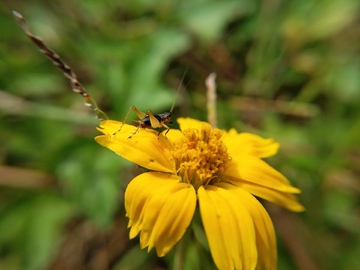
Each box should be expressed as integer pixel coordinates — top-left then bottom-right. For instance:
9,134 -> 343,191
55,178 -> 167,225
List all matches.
112,71 -> 188,139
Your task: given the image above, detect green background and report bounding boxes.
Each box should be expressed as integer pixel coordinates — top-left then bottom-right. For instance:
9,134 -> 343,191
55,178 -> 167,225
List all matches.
1,0 -> 360,269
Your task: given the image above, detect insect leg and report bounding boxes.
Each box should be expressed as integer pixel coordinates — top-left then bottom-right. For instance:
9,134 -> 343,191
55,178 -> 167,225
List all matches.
111,106 -> 146,137
147,110 -> 161,128
132,106 -> 146,119
157,126 -> 163,137
162,123 -> 171,136
127,124 -> 142,139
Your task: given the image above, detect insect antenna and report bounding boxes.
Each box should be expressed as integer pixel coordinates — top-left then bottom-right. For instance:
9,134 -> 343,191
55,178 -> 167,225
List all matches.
169,68 -> 193,114
12,11 -> 108,120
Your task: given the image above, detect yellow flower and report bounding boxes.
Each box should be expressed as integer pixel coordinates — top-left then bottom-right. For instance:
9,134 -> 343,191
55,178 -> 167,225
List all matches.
95,117 -> 304,270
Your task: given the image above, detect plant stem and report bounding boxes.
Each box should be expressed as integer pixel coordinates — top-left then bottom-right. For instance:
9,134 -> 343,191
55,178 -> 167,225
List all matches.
173,227 -> 191,270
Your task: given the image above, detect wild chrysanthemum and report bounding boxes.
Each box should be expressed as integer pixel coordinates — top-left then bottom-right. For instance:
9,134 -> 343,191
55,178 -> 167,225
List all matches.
95,117 -> 304,270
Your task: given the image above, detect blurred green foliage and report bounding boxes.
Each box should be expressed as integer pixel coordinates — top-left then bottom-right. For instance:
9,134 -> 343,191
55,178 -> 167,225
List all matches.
1,0 -> 360,269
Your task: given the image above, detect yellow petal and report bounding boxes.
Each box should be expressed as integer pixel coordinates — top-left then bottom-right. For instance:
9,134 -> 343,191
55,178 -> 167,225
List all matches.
95,120 -> 174,173
124,172 -> 197,257
198,185 -> 257,270
217,182 -> 277,270
163,128 -> 183,143
177,117 -> 207,131
225,155 -> 301,194
230,181 -> 305,212
222,132 -> 280,158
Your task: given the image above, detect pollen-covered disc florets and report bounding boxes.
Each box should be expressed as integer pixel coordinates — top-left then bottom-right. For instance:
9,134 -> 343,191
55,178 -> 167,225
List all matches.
171,123 -> 231,190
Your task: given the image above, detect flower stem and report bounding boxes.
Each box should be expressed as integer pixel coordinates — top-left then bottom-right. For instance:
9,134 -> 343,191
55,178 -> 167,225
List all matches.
173,227 -> 191,270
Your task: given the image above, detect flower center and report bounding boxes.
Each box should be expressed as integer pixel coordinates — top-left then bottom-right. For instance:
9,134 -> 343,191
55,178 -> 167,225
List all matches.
171,124 -> 231,190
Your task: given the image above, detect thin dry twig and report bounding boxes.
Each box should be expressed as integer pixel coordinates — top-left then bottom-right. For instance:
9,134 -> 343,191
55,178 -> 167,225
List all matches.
205,72 -> 217,128
12,10 -> 108,120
